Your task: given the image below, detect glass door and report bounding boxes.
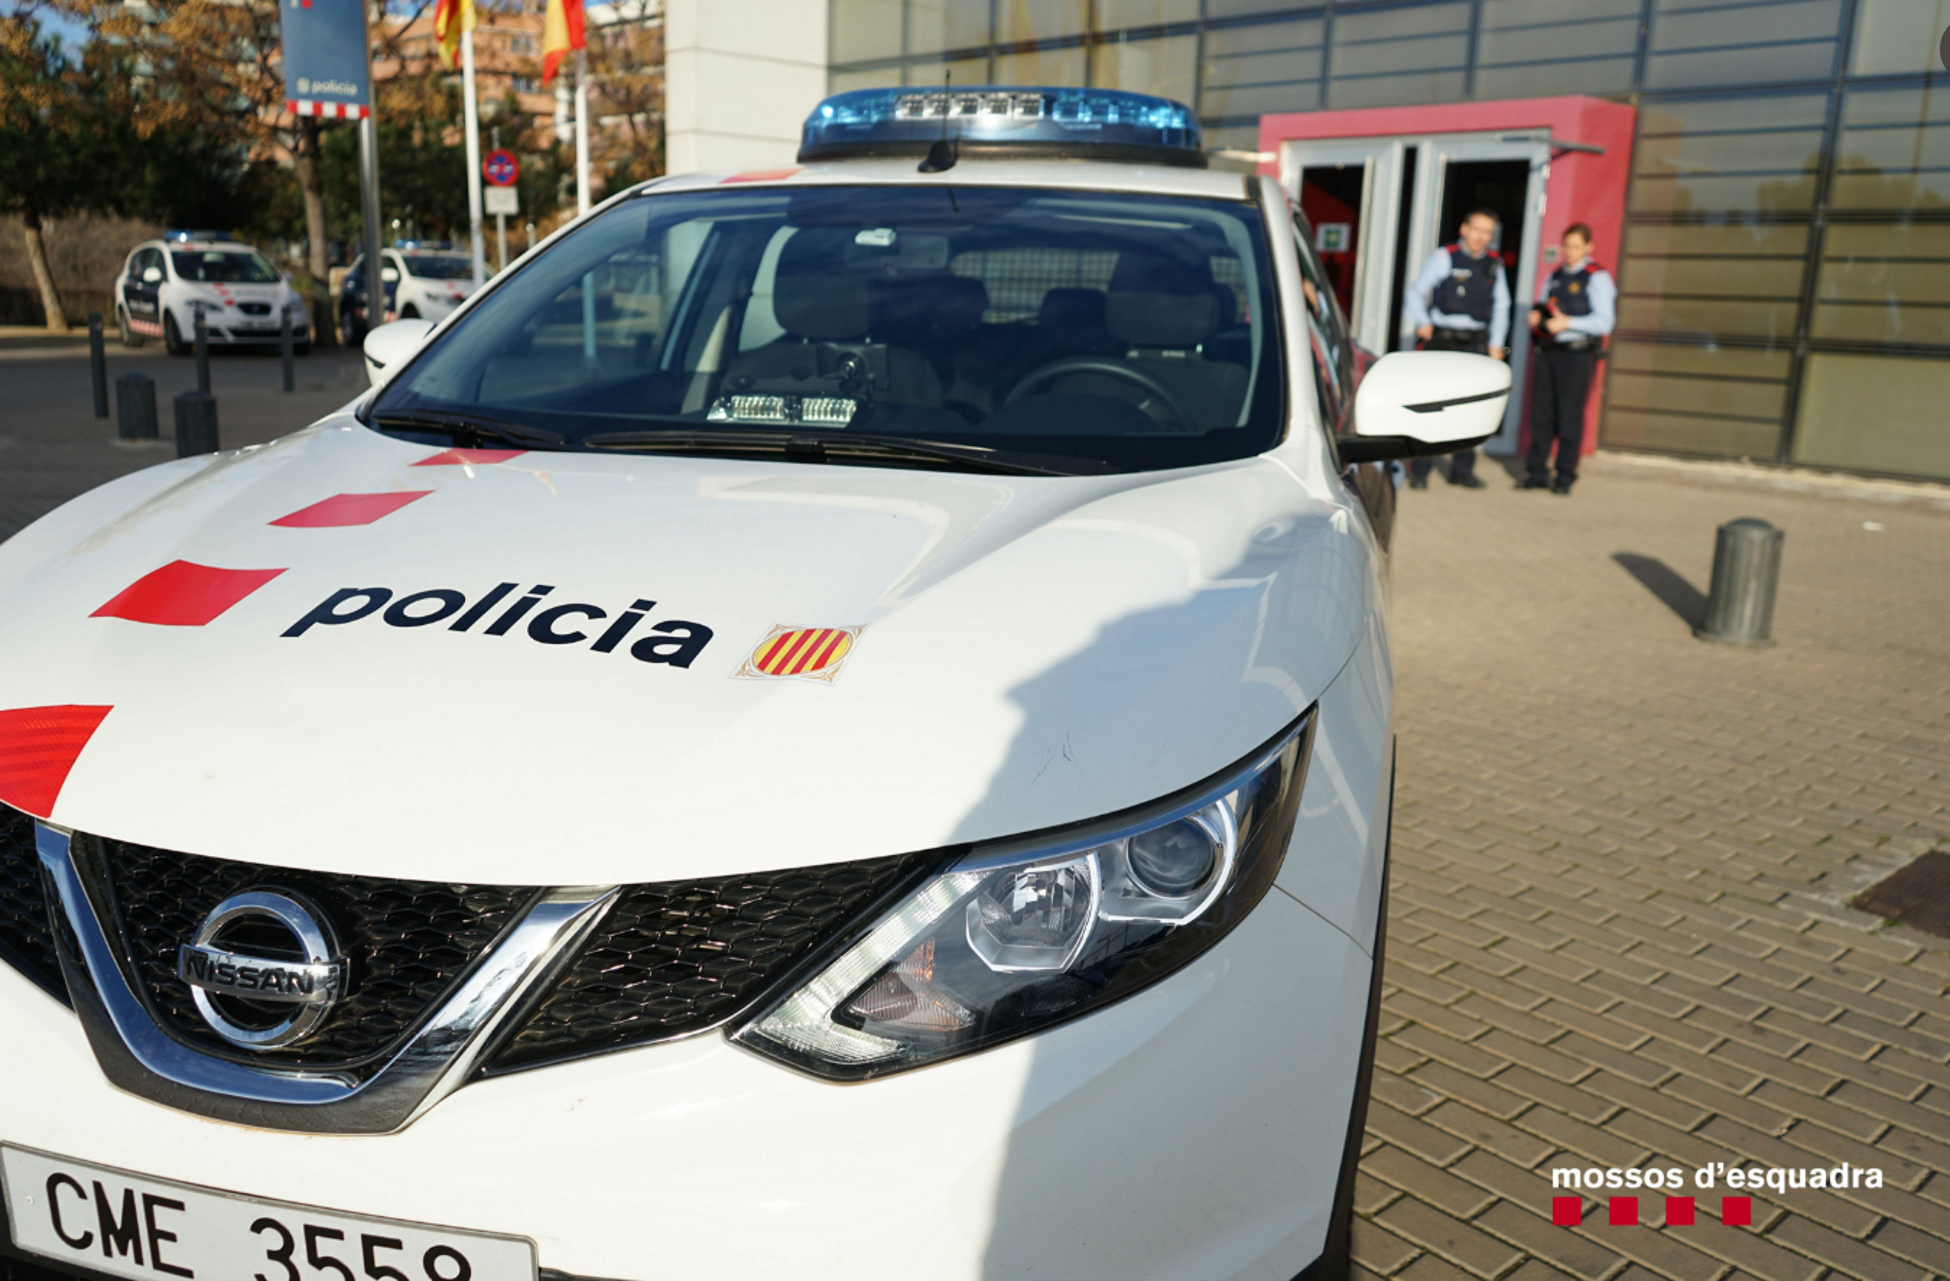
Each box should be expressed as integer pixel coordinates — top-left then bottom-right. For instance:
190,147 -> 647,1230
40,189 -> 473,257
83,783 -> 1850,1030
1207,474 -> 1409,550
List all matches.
1279,139 -> 1407,356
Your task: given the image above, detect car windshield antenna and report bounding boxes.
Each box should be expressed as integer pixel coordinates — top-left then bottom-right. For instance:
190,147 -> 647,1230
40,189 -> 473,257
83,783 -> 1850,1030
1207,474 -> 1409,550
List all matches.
919,71 -> 958,173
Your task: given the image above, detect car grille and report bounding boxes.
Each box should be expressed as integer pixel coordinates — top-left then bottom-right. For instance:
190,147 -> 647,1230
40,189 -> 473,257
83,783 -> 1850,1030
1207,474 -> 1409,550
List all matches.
490,851 -> 935,1070
0,805 -> 66,1002
238,302 -> 272,316
94,835 -> 536,1069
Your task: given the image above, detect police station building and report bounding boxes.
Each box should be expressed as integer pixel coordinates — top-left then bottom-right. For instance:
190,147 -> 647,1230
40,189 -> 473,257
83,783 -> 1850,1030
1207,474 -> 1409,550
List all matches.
751,0 -> 1949,484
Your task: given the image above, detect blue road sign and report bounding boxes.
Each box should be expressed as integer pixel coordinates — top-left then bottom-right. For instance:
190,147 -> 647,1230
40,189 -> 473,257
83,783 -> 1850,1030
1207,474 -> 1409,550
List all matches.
282,0 -> 373,120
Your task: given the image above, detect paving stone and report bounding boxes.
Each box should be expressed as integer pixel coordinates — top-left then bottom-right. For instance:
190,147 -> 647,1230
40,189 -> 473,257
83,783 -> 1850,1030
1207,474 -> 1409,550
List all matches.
1364,1143 -> 1499,1219
1471,1201 -> 1620,1280
1352,1214 -> 1426,1275
1376,1198 -> 1524,1279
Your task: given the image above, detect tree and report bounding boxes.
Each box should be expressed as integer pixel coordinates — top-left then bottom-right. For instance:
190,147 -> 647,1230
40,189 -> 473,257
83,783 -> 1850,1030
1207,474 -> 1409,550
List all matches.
0,17 -> 126,330
586,0 -> 662,191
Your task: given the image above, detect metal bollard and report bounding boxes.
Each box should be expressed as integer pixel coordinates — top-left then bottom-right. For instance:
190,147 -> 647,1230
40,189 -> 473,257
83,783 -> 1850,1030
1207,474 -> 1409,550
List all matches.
115,372 -> 158,441
1696,518 -> 1784,647
194,310 -> 210,394
280,308 -> 295,392
88,312 -> 109,418
174,389 -> 219,458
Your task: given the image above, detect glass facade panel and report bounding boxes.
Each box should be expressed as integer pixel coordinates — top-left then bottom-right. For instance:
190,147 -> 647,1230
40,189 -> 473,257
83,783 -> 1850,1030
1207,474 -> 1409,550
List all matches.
830,64 -> 905,92
1813,224 -> 1950,347
1643,0 -> 1842,90
832,0 -> 903,64
907,0 -> 990,56
1630,95 -> 1827,214
1328,3 -> 1469,107
905,54 -> 990,86
1850,0 -> 1950,77
994,44 -> 1088,87
1832,85 -> 1950,211
1793,353 -> 1950,479
1475,0 -> 1639,98
997,0 -> 1090,46
1097,0 -> 1201,29
1603,341 -> 1792,459
1201,19 -> 1325,119
1092,35 -> 1198,106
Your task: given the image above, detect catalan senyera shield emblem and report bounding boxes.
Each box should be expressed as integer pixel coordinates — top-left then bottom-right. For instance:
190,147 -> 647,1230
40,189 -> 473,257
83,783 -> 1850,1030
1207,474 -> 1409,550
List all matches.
736,624 -> 864,683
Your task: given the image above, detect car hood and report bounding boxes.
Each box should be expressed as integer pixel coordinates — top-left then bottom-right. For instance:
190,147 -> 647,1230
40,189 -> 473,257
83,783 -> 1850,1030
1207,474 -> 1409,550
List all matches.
0,420 -> 1373,885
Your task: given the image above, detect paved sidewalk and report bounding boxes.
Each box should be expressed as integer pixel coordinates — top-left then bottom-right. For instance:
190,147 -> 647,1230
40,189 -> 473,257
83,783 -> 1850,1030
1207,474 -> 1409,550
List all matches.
1361,457 -> 1950,1280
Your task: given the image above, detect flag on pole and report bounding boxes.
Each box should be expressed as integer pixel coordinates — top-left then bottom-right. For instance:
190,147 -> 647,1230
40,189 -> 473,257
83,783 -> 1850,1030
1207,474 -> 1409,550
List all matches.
433,0 -> 475,69
541,0 -> 584,84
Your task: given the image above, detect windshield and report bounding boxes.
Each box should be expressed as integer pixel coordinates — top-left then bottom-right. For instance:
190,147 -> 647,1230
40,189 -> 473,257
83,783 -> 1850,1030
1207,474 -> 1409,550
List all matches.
370,184 -> 1285,474
172,250 -> 280,283
404,254 -> 474,280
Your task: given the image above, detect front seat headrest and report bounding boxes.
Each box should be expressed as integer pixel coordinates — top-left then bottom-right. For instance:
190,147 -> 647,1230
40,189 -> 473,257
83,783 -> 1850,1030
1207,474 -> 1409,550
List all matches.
774,230 -> 873,341
1105,252 -> 1221,348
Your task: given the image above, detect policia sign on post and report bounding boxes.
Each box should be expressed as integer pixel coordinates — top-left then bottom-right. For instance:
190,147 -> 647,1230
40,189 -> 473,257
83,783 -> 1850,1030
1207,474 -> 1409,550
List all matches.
281,0 -> 373,120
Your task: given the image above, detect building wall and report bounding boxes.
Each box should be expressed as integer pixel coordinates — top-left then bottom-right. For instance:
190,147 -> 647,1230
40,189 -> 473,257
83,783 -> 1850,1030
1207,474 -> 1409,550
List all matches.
825,0 -> 1950,484
664,0 -> 830,175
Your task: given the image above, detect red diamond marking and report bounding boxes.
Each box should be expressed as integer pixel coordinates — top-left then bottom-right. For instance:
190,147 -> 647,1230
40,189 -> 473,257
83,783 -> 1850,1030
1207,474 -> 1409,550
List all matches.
410,448 -> 525,467
0,705 -> 113,817
1551,1197 -> 1582,1227
1609,1197 -> 1638,1226
1722,1196 -> 1751,1227
1665,1196 -> 1695,1226
270,491 -> 433,528
92,560 -> 287,626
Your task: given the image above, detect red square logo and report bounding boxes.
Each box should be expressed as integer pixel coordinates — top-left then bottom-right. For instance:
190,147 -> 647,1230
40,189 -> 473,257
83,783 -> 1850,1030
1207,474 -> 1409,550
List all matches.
410,448 -> 525,467
92,561 -> 286,626
270,491 -> 431,528
1552,1197 -> 1582,1227
1665,1197 -> 1695,1226
1722,1196 -> 1752,1227
0,704 -> 113,817
1609,1196 -> 1639,1226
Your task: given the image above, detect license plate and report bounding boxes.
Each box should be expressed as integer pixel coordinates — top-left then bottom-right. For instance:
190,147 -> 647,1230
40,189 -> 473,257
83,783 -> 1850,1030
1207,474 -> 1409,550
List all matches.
2,1145 -> 535,1281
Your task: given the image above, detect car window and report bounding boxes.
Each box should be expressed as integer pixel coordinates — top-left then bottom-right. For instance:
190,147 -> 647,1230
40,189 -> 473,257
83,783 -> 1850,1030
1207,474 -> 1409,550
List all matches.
1291,212 -> 1354,431
171,250 -> 280,284
404,255 -> 475,280
372,184 -> 1287,476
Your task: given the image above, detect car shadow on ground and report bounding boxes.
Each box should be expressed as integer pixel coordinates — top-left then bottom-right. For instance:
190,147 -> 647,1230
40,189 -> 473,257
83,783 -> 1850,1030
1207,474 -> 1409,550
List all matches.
1612,551 -> 1707,629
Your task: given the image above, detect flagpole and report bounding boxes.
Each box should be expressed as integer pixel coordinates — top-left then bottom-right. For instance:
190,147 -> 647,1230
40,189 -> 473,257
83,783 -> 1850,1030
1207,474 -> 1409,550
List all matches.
461,26 -> 486,287
574,47 -> 590,217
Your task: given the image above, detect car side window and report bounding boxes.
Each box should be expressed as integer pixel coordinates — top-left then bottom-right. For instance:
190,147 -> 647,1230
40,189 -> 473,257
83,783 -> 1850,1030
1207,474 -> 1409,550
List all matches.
1290,213 -> 1353,431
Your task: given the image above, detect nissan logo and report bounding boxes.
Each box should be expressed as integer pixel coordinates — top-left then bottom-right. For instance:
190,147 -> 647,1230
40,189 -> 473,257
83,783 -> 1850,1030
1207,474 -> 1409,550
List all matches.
177,890 -> 348,1050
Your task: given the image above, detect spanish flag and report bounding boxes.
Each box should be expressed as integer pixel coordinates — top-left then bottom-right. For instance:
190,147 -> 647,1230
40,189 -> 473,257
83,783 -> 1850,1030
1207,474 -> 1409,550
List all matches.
433,0 -> 474,69
541,0 -> 584,84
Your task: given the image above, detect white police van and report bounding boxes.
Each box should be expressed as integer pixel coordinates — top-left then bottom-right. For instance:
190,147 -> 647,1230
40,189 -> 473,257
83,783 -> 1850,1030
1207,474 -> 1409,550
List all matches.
112,231 -> 310,355
0,90 -> 1506,1281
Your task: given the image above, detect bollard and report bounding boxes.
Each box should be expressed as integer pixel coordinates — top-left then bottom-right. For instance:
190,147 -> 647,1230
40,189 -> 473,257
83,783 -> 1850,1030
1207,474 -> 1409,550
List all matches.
88,312 -> 109,418
174,389 -> 219,458
1696,518 -> 1784,647
280,308 -> 295,392
194,310 -> 210,394
115,372 -> 158,441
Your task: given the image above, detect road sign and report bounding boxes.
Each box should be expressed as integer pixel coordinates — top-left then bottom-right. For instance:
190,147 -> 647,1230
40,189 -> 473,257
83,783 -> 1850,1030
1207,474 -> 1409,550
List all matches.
281,0 -> 373,119
484,186 -> 520,216
484,149 -> 519,187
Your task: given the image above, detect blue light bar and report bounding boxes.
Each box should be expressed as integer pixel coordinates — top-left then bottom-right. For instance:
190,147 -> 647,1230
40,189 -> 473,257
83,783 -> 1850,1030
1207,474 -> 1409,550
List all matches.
798,87 -> 1206,168
164,229 -> 234,243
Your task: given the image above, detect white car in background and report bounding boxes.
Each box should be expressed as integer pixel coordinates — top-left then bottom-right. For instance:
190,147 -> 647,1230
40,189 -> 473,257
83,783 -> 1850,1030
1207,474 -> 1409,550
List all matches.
1,89 -> 1509,1281
113,232 -> 310,355
340,247 -> 480,345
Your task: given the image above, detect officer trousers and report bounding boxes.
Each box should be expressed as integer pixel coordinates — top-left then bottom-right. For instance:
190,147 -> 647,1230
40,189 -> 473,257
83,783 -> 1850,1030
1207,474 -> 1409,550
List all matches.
1525,343 -> 1597,485
1409,327 -> 1489,481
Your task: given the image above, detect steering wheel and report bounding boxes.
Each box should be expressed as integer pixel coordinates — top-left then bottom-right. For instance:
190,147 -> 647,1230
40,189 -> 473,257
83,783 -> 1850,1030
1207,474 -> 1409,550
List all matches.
1004,357 -> 1195,433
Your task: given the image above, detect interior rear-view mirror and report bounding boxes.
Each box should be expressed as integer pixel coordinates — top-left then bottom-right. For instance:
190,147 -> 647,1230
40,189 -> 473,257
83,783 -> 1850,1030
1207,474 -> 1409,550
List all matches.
1339,351 -> 1511,463
362,318 -> 435,387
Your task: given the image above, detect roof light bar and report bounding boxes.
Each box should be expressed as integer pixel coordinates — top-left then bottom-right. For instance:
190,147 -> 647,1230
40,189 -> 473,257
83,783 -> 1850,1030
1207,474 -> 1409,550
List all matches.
798,87 -> 1207,168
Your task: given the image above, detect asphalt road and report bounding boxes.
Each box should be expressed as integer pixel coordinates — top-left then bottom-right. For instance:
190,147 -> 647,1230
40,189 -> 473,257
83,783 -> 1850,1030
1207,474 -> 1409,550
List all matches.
0,336 -> 369,541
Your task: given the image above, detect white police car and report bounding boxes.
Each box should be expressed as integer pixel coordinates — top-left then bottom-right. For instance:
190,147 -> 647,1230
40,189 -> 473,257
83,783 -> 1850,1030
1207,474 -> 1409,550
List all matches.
113,232 -> 310,355
339,246 -> 481,346
0,90 -> 1506,1281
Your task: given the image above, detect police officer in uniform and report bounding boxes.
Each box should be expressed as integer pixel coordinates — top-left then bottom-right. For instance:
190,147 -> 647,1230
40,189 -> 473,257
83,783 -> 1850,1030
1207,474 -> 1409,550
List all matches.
1523,222 -> 1616,494
1403,208 -> 1510,489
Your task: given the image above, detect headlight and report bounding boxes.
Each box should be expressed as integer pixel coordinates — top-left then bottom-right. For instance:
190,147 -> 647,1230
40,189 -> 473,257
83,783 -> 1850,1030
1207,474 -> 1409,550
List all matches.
731,711 -> 1314,1080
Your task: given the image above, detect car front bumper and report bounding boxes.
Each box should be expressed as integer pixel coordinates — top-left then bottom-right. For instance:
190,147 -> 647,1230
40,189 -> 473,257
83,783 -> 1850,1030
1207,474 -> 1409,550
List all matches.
0,884 -> 1371,1281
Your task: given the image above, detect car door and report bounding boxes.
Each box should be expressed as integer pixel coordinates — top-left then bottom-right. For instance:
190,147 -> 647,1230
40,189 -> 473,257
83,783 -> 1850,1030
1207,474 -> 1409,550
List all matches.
126,248 -> 163,331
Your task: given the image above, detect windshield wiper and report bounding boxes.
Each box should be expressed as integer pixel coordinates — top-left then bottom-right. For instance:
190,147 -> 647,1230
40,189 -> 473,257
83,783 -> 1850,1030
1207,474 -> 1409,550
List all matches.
373,410 -> 568,449
579,429 -> 1111,477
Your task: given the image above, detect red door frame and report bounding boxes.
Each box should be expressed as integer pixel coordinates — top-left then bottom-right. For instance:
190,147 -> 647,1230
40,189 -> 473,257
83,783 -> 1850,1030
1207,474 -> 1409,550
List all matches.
1258,97 -> 1636,460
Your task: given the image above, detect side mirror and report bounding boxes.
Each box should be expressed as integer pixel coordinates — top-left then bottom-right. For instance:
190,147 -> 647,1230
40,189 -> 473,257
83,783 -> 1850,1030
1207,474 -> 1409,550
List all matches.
362,318 -> 435,387
1340,351 -> 1511,463
142,267 -> 163,284
380,267 -> 400,283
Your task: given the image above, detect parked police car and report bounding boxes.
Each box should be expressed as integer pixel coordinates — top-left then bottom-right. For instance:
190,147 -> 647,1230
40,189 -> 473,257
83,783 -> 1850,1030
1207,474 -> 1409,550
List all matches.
0,90 -> 1506,1281
113,232 -> 310,355
339,245 -> 479,346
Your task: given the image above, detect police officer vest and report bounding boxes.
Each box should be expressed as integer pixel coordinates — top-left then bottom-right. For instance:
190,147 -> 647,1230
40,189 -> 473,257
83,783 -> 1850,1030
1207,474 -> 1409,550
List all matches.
1442,246 -> 1500,324
1547,262 -> 1603,317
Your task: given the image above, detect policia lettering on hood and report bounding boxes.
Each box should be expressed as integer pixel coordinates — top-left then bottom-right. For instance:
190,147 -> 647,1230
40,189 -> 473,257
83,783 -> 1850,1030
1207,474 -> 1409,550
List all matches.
282,582 -> 715,666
